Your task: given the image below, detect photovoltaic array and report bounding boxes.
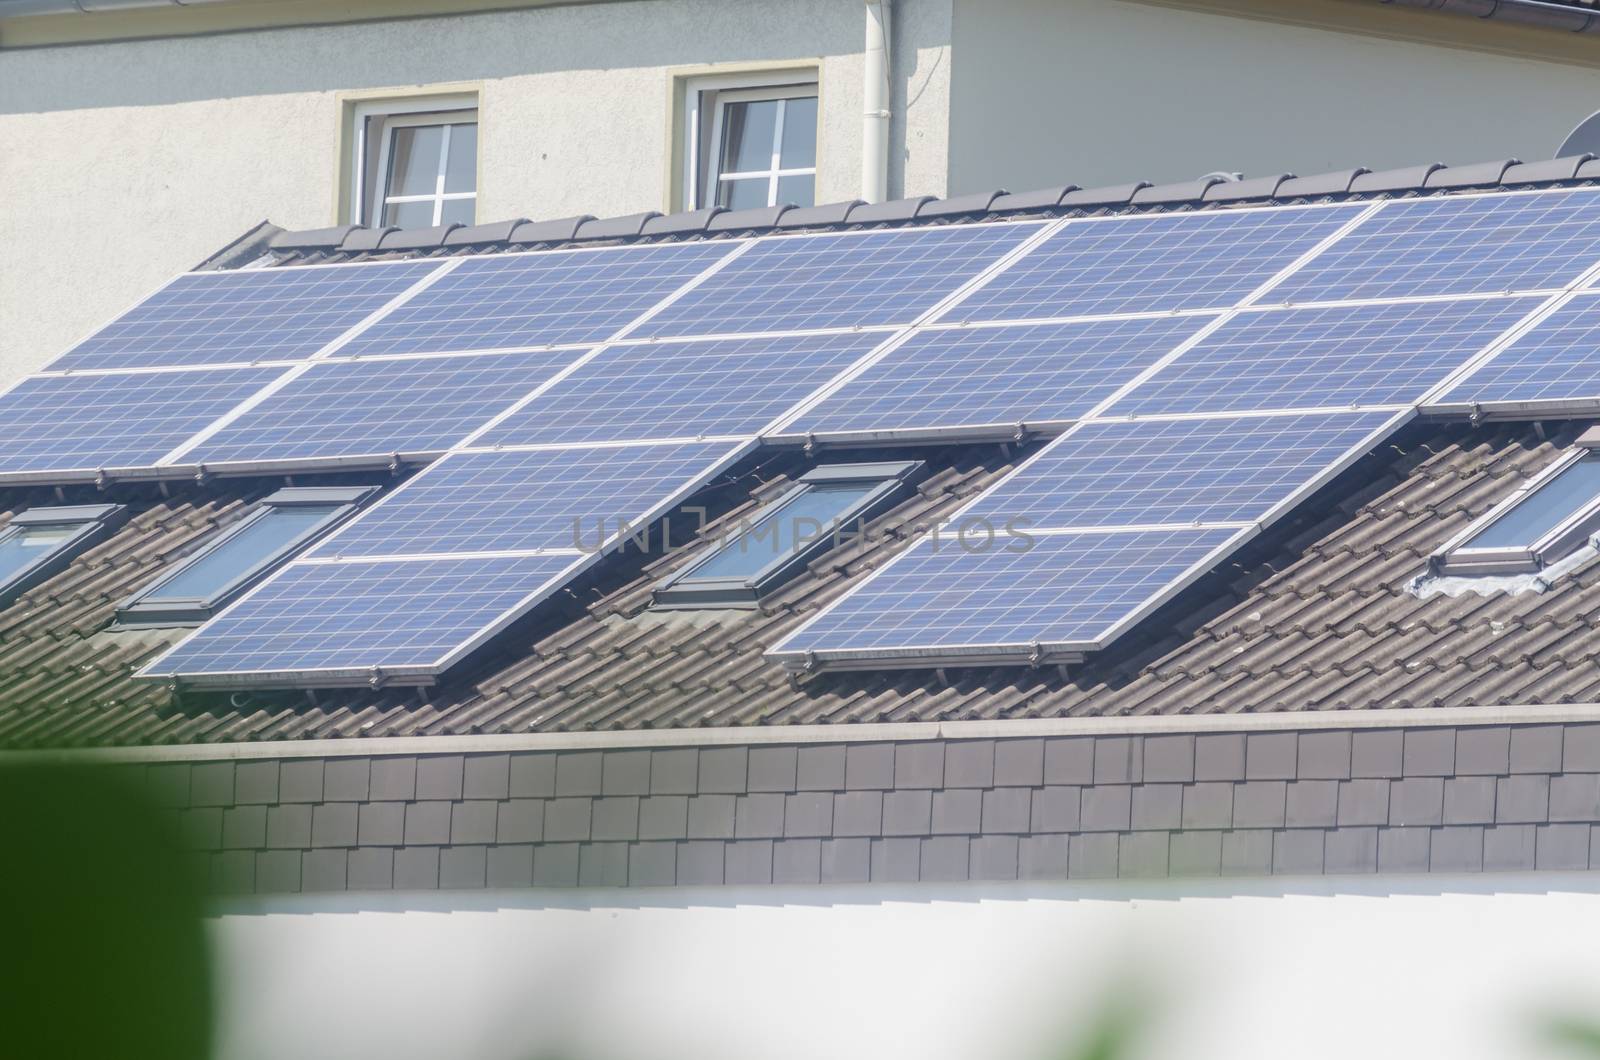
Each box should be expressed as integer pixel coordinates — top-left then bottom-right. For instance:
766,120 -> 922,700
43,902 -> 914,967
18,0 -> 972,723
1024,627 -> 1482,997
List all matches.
0,185 -> 1587,684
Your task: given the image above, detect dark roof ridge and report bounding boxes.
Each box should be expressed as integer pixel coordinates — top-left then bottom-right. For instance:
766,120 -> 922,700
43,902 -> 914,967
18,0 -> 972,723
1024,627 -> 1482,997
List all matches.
254,154 -> 1599,267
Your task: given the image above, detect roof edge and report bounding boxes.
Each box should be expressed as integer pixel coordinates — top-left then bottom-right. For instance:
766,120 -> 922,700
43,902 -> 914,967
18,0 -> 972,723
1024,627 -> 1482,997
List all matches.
9,702 -> 1600,762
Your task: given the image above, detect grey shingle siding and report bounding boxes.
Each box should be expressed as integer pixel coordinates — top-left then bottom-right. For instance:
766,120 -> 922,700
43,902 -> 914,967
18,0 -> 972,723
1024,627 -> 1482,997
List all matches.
136,722 -> 1600,895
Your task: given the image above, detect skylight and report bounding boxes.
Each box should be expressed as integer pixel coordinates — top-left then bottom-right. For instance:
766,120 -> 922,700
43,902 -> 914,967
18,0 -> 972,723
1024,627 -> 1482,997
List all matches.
1433,435 -> 1600,576
0,505 -> 126,608
117,487 -> 374,626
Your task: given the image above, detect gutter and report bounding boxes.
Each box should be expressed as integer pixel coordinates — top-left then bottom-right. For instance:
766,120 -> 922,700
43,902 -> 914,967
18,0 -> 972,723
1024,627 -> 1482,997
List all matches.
0,0 -> 284,14
1379,0 -> 1600,33
7,702 -> 1600,764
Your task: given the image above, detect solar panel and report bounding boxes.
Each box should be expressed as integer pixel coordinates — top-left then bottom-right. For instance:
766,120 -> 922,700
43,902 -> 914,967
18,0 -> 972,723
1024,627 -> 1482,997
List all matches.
48,262 -> 442,372
475,332 -> 884,447
1104,297 -> 1543,417
0,367 -> 285,475
786,316 -> 1211,436
769,527 -> 1242,658
1431,291 -> 1600,408
1272,189 -> 1600,304
634,222 -> 1043,338
337,243 -> 735,357
956,410 -> 1402,529
141,554 -> 582,681
310,441 -> 748,558
181,351 -> 582,466
953,204 -> 1361,322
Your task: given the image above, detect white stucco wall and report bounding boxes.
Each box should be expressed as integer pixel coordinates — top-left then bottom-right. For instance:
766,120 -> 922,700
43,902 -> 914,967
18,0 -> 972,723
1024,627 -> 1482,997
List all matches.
213,874 -> 1600,1060
947,0 -> 1600,195
0,0 -> 954,388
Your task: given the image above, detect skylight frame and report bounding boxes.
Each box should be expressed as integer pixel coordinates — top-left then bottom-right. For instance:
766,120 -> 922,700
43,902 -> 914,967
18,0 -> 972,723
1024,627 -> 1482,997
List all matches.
1432,446 -> 1600,576
653,461 -> 921,609
0,504 -> 126,609
116,486 -> 376,627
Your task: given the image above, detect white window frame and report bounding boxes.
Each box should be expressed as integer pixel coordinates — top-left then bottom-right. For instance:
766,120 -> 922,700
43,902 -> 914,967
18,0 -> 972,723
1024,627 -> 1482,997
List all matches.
349,94 -> 478,228
682,73 -> 818,211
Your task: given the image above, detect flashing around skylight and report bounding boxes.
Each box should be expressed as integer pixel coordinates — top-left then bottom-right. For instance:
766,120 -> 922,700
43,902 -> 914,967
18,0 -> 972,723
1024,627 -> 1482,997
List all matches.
1432,441 -> 1600,577
0,505 -> 127,609
653,461 -> 922,608
116,486 -> 376,627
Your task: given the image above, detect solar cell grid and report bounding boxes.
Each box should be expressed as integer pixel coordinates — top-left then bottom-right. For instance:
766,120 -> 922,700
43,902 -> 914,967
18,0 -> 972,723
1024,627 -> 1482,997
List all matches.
1433,291 -> 1600,407
49,262 -> 442,372
311,441 -> 747,558
1273,188 -> 1600,304
142,554 -> 581,677
476,332 -> 883,446
635,222 -> 1042,338
338,242 -> 735,357
954,204 -> 1361,322
772,526 -> 1241,655
788,316 -> 1211,436
956,410 -> 1401,529
0,367 -> 285,475
1104,297 -> 1543,417
184,350 -> 582,466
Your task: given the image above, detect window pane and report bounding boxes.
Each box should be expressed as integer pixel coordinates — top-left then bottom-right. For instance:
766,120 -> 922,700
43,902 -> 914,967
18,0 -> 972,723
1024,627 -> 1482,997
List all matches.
775,173 -> 815,208
1469,456 -> 1600,549
779,96 -> 817,170
387,124 -> 445,197
440,197 -> 476,227
150,505 -> 339,601
719,99 -> 780,175
0,526 -> 75,584
383,199 -> 437,229
444,122 -> 477,193
716,176 -> 772,210
690,482 -> 879,580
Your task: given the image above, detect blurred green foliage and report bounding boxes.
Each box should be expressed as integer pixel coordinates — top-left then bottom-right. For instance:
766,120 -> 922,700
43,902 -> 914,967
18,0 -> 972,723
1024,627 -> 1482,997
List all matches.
0,762 -> 212,1060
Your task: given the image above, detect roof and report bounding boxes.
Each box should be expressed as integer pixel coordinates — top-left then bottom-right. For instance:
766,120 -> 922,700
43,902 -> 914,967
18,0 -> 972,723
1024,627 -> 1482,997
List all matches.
7,155 -> 1600,751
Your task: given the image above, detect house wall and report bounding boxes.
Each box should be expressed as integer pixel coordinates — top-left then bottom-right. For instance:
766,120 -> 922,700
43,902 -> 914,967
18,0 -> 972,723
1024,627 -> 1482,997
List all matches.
946,0 -> 1600,194
210,873 -> 1600,1060
0,0 -> 954,388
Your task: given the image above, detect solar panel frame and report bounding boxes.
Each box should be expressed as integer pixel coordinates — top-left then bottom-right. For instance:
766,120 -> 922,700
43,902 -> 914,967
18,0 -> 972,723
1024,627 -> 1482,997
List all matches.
780,315 -> 1216,438
177,350 -> 586,469
139,552 -> 586,684
632,221 -> 1047,338
1427,291 -> 1600,413
955,409 -> 1408,530
333,241 -> 739,358
951,202 -> 1366,322
474,332 -> 890,447
1102,296 -> 1546,418
768,526 -> 1248,662
0,366 -> 290,478
307,440 -> 752,558
1270,187 -> 1600,304
45,259 -> 447,372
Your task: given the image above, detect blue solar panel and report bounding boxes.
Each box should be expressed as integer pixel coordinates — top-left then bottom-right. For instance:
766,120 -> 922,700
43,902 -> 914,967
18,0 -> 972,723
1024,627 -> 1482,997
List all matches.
48,262 -> 442,372
311,441 -> 746,558
184,351 -> 580,466
0,367 -> 284,474
476,332 -> 883,446
1105,297 -> 1543,417
771,527 -> 1241,656
957,411 -> 1401,530
954,204 -> 1361,322
788,316 -> 1209,435
1273,189 -> 1600,304
336,243 -> 734,357
635,223 -> 1042,338
142,554 -> 581,678
1432,291 -> 1600,406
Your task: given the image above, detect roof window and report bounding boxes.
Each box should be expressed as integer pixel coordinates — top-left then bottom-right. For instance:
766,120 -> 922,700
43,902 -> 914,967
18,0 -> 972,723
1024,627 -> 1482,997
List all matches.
0,505 -> 126,608
654,462 -> 919,608
117,487 -> 374,627
1433,432 -> 1600,576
